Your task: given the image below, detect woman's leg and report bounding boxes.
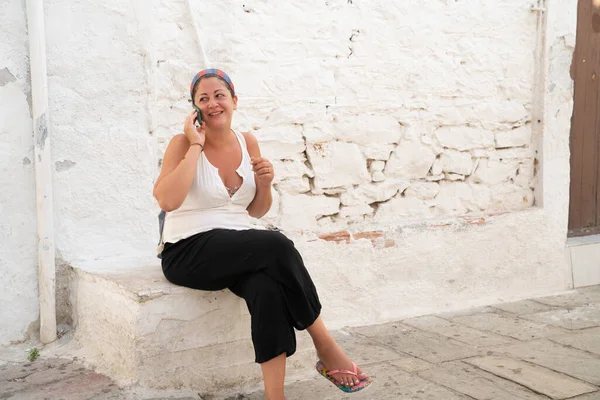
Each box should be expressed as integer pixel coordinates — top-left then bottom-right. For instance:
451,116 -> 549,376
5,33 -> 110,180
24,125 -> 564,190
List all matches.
229,273 -> 295,399
307,316 -> 368,387
229,273 -> 297,362
260,353 -> 287,400
163,229 -> 358,390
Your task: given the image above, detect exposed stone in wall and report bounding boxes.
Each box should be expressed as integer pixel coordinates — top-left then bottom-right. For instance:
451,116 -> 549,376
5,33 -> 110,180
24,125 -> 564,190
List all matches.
0,0 -> 577,347
307,141 -> 370,191
144,0 -> 542,232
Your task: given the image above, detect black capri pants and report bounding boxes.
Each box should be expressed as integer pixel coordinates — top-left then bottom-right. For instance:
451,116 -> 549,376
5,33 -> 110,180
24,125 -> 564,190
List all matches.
161,228 -> 322,363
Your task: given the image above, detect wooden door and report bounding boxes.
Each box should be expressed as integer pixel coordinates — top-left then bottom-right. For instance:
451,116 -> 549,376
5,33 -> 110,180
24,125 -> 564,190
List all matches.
569,0 -> 600,237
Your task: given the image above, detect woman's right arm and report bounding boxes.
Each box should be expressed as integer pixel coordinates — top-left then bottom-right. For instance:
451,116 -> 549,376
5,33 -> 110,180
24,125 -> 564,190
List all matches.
153,111 -> 205,212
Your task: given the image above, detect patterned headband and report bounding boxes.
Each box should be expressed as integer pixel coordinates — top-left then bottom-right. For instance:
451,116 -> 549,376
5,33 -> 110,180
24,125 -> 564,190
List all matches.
190,69 -> 235,101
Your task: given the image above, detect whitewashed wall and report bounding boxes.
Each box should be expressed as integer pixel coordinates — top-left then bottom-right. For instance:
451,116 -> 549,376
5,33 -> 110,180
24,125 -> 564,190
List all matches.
0,0 -> 39,346
0,0 -> 577,345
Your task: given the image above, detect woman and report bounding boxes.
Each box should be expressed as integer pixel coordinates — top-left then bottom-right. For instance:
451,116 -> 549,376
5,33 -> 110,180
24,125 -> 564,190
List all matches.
153,69 -> 371,399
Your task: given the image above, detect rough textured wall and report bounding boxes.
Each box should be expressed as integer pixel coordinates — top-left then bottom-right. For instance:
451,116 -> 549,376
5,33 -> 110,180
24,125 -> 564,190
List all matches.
45,0 -> 156,261
0,0 -> 39,345
0,0 -> 577,344
41,0 -> 544,259
151,0 -> 540,233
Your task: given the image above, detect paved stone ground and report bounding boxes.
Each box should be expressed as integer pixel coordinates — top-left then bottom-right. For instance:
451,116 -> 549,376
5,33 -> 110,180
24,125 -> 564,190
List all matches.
2,285 -> 600,399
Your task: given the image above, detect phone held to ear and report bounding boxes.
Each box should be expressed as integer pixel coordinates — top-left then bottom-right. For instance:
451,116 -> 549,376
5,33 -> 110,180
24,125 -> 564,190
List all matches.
193,105 -> 203,126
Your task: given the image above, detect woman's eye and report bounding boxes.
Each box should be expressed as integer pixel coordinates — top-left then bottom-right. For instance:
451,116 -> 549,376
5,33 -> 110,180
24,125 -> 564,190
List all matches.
217,93 -> 224,98
199,97 -> 207,102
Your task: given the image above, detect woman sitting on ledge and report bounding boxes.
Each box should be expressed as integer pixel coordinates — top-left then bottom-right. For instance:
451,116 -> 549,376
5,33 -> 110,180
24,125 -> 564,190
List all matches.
153,69 -> 372,399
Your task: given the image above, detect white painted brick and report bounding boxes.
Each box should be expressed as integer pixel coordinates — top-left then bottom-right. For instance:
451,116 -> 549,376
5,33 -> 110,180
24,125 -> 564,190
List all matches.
490,184 -> 534,210
471,147 -> 534,160
272,159 -> 312,181
339,179 -> 407,207
340,189 -> 363,207
303,125 -> 334,144
435,182 -> 491,214
306,141 -> 370,190
435,126 -> 495,150
276,177 -> 311,194
495,125 -> 532,148
369,160 -> 386,173
330,114 -> 403,147
441,150 -> 474,175
445,173 -> 466,181
474,101 -> 530,129
371,171 -> 385,182
279,194 -> 340,230
431,157 -> 443,175
471,159 -> 520,186
492,147 -> 535,160
361,143 -> 396,160
471,184 -> 493,210
514,162 -> 535,188
339,204 -> 374,219
385,141 -> 436,179
405,182 -> 440,200
361,179 -> 410,204
322,187 -> 346,196
256,125 -> 306,160
376,197 -> 434,220
426,174 -> 445,182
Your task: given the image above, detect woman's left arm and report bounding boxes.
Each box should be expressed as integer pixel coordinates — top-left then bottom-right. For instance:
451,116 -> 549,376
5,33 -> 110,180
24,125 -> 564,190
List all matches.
243,131 -> 274,218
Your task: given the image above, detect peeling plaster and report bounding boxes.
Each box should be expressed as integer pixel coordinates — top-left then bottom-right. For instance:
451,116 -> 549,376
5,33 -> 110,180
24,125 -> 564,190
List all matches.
55,160 -> 76,172
35,113 -> 48,150
0,67 -> 16,86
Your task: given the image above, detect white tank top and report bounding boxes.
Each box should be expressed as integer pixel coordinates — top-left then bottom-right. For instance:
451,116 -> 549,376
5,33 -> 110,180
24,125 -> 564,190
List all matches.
162,130 -> 257,244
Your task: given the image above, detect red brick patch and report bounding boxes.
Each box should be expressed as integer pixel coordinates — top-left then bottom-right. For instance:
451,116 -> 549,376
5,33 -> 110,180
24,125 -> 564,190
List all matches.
318,230 -> 394,248
318,231 -> 351,243
352,231 -> 384,241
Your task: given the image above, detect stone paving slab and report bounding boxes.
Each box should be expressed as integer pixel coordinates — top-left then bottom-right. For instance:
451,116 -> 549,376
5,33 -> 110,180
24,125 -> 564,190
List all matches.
549,327 -> 600,356
417,360 -> 547,400
493,339 -> 600,385
6,371 -> 116,400
402,315 -> 519,347
329,329 -> 407,366
567,392 -> 600,399
2,285 -> 600,399
0,358 -> 107,397
532,289 -> 600,308
246,361 -> 472,400
350,322 -> 481,364
491,299 -> 561,315
436,306 -> 498,319
519,304 -> 600,330
450,311 -> 568,341
465,355 -> 598,399
389,357 -> 434,373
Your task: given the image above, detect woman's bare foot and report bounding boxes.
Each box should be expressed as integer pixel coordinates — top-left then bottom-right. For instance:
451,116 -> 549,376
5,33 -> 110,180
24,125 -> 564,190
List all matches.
306,316 -> 370,388
316,342 -> 368,387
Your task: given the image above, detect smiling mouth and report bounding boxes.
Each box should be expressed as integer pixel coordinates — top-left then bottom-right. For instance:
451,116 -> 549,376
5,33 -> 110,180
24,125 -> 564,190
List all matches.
208,111 -> 223,117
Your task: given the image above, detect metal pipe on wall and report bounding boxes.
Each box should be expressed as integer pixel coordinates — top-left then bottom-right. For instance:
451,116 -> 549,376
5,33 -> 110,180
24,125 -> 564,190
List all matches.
25,0 -> 57,344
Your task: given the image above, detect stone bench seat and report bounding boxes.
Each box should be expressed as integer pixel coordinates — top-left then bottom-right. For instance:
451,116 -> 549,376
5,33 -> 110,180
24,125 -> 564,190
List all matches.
70,257 -> 315,393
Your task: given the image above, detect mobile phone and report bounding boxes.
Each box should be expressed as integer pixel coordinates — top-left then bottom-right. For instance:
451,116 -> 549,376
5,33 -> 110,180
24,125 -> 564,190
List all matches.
193,105 -> 203,126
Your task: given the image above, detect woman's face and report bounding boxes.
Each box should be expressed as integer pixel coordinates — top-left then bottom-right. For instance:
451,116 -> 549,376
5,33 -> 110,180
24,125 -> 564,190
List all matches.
193,77 -> 237,129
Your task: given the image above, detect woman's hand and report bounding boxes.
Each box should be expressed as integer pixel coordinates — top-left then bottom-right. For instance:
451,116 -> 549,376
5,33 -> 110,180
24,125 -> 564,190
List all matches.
251,157 -> 274,187
184,110 -> 205,145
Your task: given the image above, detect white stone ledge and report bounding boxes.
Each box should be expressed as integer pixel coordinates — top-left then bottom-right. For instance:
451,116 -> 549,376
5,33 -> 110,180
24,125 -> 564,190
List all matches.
70,259 -> 316,392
